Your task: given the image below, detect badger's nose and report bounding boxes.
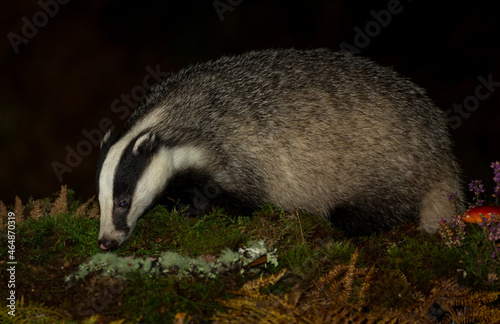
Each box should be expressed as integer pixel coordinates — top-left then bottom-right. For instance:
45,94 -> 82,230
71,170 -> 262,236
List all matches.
98,239 -> 119,251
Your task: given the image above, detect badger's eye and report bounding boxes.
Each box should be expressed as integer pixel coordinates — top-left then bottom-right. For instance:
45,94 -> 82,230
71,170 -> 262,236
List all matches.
118,200 -> 129,208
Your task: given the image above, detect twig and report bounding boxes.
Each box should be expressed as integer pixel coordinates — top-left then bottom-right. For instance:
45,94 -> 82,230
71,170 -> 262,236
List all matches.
297,211 -> 305,244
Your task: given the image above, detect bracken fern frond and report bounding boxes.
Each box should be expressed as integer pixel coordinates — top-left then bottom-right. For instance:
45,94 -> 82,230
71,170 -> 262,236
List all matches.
49,185 -> 68,215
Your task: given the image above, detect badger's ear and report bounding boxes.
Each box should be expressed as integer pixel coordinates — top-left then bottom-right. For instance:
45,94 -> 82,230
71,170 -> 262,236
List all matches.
133,132 -> 158,155
100,130 -> 114,150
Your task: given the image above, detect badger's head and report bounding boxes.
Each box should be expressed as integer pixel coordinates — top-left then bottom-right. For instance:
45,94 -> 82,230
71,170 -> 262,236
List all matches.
96,129 -> 171,251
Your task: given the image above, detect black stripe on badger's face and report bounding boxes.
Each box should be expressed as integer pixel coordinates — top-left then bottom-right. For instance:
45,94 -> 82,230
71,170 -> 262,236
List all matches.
98,131 -> 171,250
111,133 -> 157,233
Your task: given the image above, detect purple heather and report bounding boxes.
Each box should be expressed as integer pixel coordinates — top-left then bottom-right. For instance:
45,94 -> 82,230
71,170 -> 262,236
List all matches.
469,179 -> 485,207
491,161 -> 500,198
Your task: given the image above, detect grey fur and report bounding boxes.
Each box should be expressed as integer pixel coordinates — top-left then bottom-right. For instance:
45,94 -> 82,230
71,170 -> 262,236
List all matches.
97,48 -> 464,248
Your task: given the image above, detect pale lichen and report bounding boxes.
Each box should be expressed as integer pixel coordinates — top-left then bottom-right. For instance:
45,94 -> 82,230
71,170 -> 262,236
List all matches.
65,240 -> 278,286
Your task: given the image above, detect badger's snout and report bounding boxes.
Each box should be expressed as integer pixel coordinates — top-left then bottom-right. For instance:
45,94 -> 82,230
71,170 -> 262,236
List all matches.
98,238 -> 119,251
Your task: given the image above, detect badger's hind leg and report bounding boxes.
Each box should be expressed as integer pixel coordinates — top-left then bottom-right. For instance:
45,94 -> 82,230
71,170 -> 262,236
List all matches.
419,179 -> 464,233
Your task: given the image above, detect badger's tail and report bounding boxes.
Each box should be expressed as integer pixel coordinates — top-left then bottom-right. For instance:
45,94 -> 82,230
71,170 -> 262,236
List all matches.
419,177 -> 465,233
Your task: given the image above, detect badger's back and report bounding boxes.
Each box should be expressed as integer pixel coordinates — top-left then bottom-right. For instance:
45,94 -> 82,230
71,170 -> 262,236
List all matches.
125,48 -> 463,234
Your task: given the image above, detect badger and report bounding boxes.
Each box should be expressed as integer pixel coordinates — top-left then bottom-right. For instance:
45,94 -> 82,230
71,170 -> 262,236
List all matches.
96,48 -> 464,251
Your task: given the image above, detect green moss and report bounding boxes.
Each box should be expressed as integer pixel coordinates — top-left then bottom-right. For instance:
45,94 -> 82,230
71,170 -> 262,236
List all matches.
120,275 -> 228,322
115,205 -> 252,257
3,187 -> 498,322
14,213 -> 100,265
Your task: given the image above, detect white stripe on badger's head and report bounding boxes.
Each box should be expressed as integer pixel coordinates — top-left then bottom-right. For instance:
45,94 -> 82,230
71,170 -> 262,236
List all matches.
97,128 -> 207,250
100,130 -> 113,149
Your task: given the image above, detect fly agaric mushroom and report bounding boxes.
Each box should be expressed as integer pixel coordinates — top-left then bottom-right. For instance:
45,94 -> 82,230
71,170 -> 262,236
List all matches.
461,206 -> 500,223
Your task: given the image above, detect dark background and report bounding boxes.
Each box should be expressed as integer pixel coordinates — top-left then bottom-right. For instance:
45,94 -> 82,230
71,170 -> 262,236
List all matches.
1,0 -> 499,205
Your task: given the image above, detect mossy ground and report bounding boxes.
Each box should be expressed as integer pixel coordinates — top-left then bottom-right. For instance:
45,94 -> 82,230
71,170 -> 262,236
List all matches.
0,189 -> 498,323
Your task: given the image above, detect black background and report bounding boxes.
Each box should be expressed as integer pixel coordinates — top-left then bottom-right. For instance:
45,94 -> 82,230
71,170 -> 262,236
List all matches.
1,0 -> 499,204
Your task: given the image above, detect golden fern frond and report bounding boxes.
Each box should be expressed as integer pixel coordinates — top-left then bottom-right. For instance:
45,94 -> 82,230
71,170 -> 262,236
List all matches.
108,319 -> 126,324
0,296 -> 67,323
226,289 -> 269,301
14,196 -> 24,223
434,278 -> 458,295
413,279 -> 500,324
399,272 -> 410,285
282,290 -> 302,308
357,264 -> 375,307
75,195 -> 95,217
312,264 -> 348,294
30,200 -> 44,220
219,296 -> 306,324
0,200 -> 6,231
269,293 -> 303,318
366,306 -> 408,324
448,290 -> 500,323
338,249 -> 358,302
407,279 -> 455,320
80,315 -> 100,324
240,267 -> 287,292
461,304 -> 500,324
214,252 -> 386,324
87,201 -> 100,219
214,269 -> 298,323
299,293 -> 334,315
215,296 -> 273,321
456,290 -> 500,306
50,185 -> 68,215
413,289 -> 425,303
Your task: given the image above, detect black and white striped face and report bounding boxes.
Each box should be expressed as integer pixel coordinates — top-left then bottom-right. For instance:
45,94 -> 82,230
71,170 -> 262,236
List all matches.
96,127 -> 208,251
97,130 -> 171,250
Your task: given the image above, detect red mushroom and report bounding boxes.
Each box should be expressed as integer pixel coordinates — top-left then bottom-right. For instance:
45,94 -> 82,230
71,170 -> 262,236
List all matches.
461,206 -> 500,223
